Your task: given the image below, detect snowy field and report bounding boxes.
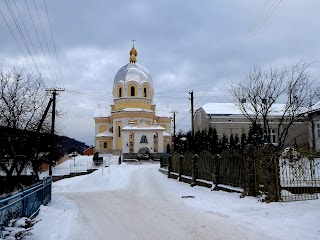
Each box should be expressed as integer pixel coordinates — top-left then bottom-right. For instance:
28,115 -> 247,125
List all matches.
26,157 -> 320,240
39,154 -> 120,178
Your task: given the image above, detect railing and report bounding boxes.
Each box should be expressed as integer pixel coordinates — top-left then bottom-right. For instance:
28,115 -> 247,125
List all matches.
0,177 -> 52,237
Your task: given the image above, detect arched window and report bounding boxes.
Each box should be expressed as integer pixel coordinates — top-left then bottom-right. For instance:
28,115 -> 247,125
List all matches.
130,86 -> 135,96
140,135 -> 148,143
118,87 -> 122,97
143,87 -> 147,98
103,142 -> 108,148
118,126 -> 121,138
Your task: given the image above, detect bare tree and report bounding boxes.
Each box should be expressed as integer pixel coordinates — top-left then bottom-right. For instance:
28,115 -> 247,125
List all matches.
229,62 -> 316,149
0,68 -> 50,186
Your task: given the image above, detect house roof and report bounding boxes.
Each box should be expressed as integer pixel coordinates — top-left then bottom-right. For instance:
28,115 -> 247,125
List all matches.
309,101 -> 320,113
199,103 -> 306,116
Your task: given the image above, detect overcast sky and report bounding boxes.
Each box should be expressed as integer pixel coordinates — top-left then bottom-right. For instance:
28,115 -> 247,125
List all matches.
1,0 -> 320,146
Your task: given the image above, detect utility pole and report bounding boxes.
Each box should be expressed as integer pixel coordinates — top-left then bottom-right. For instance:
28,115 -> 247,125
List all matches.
189,90 -> 194,138
46,88 -> 65,176
170,111 -> 179,152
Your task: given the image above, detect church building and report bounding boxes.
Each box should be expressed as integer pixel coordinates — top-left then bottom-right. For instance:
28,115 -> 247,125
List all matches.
94,43 -> 172,157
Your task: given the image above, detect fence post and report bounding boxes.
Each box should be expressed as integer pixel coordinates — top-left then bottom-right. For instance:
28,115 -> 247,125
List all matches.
168,155 -> 172,178
191,154 -> 199,187
242,144 -> 257,197
178,155 -> 184,181
212,154 -> 220,191
260,144 -> 280,202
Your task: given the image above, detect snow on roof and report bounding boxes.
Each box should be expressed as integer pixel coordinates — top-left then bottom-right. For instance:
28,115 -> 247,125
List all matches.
201,103 -> 242,115
163,131 -> 171,136
122,125 -> 165,131
200,103 -> 305,116
96,130 -> 113,137
155,106 -> 172,118
94,105 -> 111,118
120,108 -> 153,112
310,101 -> 320,112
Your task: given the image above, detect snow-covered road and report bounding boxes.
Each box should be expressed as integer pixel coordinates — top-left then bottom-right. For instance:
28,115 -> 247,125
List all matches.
59,167 -> 273,240
27,161 -> 320,240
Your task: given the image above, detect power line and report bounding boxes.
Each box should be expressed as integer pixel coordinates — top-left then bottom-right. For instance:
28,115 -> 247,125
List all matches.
0,5 -> 34,73
11,0 -> 50,84
25,0 -> 55,87
4,0 -> 40,74
33,0 -> 59,86
24,0 -> 55,86
195,0 -> 283,107
43,0 -> 64,87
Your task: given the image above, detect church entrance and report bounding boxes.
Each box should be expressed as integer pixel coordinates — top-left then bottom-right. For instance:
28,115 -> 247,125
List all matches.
137,147 -> 150,160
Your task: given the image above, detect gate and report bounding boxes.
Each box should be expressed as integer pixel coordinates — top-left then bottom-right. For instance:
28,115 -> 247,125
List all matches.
278,156 -> 319,202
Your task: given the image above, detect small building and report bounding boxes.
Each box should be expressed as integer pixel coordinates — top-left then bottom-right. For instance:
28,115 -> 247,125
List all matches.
83,146 -> 95,156
38,159 -> 50,172
308,101 -> 320,152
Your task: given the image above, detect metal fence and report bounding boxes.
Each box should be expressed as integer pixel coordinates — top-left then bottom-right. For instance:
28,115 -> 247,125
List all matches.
0,177 -> 52,237
278,157 -> 320,202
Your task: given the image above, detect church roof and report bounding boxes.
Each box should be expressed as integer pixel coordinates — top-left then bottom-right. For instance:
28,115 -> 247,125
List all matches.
122,125 -> 165,131
119,108 -> 153,112
114,62 -> 153,86
96,130 -> 113,137
94,105 -> 111,118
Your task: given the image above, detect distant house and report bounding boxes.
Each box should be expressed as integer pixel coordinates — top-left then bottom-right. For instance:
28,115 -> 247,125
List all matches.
194,103 -> 309,148
38,159 -> 50,172
308,101 -> 320,152
83,146 -> 95,156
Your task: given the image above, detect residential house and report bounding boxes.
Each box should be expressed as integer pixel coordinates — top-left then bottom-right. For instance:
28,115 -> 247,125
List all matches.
194,103 -> 309,148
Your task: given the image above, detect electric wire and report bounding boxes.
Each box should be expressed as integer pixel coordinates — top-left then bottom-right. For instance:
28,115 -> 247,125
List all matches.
43,0 -> 64,87
195,0 -> 283,107
0,4 -> 34,73
4,0 -> 40,74
33,0 -> 59,86
25,0 -> 56,87
11,0 -> 50,84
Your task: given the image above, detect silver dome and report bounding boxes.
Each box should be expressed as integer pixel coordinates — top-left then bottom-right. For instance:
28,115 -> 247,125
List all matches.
114,63 -> 153,86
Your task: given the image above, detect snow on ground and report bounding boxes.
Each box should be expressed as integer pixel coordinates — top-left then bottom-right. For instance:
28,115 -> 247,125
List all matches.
26,157 -> 320,240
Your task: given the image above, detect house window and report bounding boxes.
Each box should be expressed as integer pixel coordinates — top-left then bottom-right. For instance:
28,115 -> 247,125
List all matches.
143,87 -> 147,97
140,135 -> 148,143
131,86 -> 135,96
103,142 -> 108,148
198,113 -> 201,125
264,129 -> 277,144
317,123 -> 320,138
118,126 -> 121,138
270,129 -> 277,144
119,87 -> 122,97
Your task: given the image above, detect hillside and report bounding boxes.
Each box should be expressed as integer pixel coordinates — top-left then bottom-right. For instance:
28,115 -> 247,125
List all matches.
56,135 -> 89,155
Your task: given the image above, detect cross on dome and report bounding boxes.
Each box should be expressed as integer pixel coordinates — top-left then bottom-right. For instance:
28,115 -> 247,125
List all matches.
130,38 -> 137,63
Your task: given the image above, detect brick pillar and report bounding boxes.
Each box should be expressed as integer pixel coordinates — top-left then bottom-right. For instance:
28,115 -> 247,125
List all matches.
260,144 -> 280,202
167,155 -> 172,178
178,155 -> 184,182
242,144 -> 257,197
191,154 -> 199,187
211,154 -> 220,191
